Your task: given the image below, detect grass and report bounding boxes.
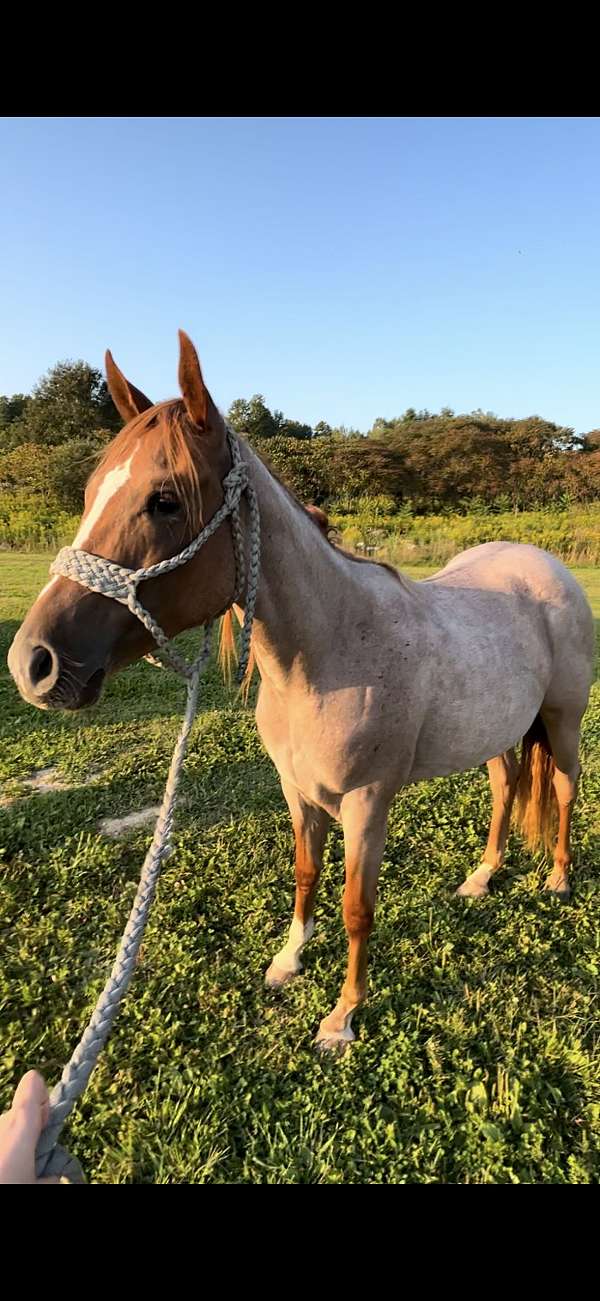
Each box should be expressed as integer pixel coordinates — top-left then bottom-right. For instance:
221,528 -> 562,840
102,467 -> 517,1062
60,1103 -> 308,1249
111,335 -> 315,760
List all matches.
1,552 -> 599,1184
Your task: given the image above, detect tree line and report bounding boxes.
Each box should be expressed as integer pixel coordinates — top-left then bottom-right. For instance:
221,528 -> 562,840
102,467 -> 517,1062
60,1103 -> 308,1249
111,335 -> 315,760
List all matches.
1,359 -> 599,514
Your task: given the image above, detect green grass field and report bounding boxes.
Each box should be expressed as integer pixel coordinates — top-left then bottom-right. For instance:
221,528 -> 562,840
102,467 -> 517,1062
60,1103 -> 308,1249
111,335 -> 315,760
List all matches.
1,554 -> 599,1183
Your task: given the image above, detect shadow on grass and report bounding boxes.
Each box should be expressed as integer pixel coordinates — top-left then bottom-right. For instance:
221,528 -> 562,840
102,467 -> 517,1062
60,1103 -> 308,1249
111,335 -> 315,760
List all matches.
0,750 -> 284,861
1,619 -> 255,765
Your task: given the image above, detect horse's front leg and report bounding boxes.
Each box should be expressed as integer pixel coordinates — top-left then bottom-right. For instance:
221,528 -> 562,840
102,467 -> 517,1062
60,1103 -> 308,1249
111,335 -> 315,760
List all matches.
316,787 -> 389,1054
265,779 -> 331,989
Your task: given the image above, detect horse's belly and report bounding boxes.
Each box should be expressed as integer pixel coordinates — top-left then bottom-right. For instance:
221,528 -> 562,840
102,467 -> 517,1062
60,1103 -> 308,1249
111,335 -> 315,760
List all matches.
409,681 -> 543,780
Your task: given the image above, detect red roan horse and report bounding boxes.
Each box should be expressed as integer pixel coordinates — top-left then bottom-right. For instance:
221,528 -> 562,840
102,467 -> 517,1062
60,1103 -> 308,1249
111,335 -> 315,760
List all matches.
8,334 -> 594,1050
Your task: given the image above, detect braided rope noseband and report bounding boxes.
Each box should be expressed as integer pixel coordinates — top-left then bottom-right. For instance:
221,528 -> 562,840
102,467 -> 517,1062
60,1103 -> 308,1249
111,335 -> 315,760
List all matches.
33,428 -> 260,1182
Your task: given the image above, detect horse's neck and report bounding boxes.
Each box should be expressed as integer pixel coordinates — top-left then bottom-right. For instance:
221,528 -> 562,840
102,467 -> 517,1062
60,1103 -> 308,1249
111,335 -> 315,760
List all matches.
235,442 -> 366,692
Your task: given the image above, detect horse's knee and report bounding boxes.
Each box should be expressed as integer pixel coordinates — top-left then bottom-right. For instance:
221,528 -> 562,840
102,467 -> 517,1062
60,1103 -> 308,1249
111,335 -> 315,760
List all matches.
342,894 -> 374,939
295,863 -> 319,898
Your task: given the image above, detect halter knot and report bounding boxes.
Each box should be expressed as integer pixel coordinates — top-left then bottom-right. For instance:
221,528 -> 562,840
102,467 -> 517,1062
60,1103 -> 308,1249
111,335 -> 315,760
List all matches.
222,461 -> 248,502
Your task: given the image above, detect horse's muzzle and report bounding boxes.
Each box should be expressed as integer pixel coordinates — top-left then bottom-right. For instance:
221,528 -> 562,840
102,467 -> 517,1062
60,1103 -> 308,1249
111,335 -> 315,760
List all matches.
7,628 -> 106,711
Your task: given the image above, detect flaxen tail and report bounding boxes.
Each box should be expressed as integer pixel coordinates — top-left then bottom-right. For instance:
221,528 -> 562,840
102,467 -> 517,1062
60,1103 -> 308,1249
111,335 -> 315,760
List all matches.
218,609 -> 255,702
512,714 -> 557,852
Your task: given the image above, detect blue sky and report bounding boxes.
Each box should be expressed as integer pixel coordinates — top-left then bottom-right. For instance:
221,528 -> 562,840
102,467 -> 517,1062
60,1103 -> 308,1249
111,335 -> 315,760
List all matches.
2,117 -> 600,433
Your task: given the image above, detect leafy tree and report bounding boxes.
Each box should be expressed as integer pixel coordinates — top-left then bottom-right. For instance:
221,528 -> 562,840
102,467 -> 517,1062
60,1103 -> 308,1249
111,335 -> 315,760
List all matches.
0,394 -> 31,452
506,416 -> 580,460
0,442 -> 53,492
0,435 -> 108,511
46,438 -> 105,511
22,361 -> 120,446
253,436 -> 334,502
278,419 -> 313,440
0,394 -> 28,427
3,355 -> 599,517
329,424 -> 364,440
228,395 -> 314,441
332,439 -> 412,499
227,395 -> 280,440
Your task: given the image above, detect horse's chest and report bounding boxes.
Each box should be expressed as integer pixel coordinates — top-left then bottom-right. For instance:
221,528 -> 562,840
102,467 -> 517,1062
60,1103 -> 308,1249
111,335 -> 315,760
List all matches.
255,677 -> 413,804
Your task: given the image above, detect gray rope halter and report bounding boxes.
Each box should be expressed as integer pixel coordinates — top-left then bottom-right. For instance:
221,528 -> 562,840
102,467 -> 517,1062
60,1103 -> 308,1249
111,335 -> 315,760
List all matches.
33,428 -> 260,1183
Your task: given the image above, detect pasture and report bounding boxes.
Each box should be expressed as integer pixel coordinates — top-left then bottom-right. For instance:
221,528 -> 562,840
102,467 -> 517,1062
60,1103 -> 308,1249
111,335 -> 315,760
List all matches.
1,553 -> 599,1183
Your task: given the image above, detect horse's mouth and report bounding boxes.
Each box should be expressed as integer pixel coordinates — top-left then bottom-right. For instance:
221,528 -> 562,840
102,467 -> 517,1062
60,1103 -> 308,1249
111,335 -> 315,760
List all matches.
18,666 -> 107,713
68,666 -> 107,711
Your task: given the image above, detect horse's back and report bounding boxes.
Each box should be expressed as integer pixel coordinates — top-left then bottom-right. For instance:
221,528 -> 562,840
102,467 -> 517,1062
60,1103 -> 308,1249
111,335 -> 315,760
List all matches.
427,540 -> 578,595
424,541 -> 593,646
404,541 -> 594,778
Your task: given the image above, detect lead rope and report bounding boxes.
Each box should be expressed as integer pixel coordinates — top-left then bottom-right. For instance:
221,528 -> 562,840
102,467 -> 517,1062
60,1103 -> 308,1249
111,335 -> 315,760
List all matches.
34,431 -> 260,1182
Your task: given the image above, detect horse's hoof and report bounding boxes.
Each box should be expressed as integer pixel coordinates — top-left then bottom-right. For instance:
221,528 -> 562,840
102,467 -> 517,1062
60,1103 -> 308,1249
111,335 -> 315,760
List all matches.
456,864 -> 493,898
264,961 -> 298,991
314,1031 -> 354,1056
543,876 -> 571,901
456,879 -> 489,899
314,1018 -> 355,1055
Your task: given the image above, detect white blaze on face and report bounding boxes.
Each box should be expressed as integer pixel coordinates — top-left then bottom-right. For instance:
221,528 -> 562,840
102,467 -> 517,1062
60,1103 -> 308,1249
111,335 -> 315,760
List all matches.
73,446 -> 138,550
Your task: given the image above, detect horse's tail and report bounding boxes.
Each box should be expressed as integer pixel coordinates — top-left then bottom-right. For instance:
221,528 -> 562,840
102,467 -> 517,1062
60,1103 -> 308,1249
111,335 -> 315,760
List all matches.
513,714 -> 557,852
218,609 -> 255,702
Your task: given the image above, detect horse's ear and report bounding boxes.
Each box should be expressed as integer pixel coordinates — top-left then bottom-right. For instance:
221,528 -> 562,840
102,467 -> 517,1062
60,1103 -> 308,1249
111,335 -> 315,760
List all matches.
178,330 -> 208,429
105,351 -> 154,424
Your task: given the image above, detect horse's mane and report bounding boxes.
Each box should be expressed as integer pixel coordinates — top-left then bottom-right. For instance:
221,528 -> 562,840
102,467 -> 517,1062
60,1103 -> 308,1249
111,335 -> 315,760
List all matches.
219,436 -> 406,696
254,451 -> 405,587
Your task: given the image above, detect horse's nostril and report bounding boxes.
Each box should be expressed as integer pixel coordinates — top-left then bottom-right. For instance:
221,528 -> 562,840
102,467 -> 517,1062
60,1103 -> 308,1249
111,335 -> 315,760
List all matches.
30,644 -> 55,687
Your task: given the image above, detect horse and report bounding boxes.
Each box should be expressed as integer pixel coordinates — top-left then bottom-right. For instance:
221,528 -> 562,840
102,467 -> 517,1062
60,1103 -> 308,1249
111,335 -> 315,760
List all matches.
8,332 -> 595,1051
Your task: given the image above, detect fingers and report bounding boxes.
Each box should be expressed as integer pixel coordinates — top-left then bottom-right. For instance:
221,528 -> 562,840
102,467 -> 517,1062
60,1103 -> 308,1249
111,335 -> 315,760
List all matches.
12,1071 -> 49,1114
0,1072 -> 51,1184
10,1072 -> 49,1146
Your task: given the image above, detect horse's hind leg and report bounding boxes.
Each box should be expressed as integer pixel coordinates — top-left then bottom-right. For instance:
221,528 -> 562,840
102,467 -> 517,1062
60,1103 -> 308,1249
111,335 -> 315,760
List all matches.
456,749 -> 519,898
540,707 -> 582,900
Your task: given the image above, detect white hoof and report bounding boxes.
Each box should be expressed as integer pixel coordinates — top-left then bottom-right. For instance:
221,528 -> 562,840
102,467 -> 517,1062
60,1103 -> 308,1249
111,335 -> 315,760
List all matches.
456,863 -> 494,898
315,1004 -> 356,1054
315,1024 -> 355,1055
456,879 -> 489,899
265,916 -> 313,991
264,960 -> 299,990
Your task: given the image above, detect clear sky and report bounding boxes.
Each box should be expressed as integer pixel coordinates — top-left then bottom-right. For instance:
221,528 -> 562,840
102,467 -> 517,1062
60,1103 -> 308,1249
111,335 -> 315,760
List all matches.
2,116 -> 600,433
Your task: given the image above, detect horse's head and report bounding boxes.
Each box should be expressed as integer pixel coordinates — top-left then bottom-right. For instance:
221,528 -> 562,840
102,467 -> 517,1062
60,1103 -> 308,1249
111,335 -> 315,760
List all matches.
8,332 -> 237,710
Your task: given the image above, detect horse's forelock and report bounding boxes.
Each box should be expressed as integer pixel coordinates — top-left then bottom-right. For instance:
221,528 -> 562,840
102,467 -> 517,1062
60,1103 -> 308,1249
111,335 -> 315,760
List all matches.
93,400 -> 204,532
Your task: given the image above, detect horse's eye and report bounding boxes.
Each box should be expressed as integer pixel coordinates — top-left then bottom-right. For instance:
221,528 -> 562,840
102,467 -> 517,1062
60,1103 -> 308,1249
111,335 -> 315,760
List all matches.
146,492 -> 180,517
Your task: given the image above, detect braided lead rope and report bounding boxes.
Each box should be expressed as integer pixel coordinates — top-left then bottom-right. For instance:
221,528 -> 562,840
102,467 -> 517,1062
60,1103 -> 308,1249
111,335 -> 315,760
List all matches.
35,648 -> 207,1182
238,478 -> 260,676
33,431 -> 260,1181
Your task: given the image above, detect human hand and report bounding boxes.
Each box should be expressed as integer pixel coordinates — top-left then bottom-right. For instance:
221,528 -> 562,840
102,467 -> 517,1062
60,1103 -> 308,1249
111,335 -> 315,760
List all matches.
0,1071 -> 59,1184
